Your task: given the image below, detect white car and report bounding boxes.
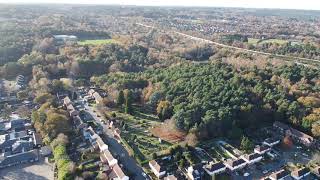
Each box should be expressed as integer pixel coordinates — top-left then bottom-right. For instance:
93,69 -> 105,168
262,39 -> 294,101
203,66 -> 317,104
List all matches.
142,172 -> 147,177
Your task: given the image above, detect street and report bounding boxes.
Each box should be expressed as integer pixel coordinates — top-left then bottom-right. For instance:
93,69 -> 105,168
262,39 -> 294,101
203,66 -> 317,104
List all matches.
78,96 -> 149,180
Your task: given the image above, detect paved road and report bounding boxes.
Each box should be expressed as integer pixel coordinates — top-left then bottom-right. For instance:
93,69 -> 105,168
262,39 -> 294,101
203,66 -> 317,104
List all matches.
136,23 -> 320,67
78,97 -> 149,180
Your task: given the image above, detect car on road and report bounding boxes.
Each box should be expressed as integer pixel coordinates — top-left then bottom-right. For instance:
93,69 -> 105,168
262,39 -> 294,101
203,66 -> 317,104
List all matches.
142,172 -> 147,178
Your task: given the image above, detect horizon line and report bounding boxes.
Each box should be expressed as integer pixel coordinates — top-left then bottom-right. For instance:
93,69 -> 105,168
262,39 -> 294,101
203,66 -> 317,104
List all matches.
0,2 -> 320,11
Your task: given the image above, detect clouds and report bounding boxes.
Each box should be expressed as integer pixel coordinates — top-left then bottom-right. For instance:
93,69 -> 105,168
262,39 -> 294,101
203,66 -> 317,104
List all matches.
1,0 -> 319,10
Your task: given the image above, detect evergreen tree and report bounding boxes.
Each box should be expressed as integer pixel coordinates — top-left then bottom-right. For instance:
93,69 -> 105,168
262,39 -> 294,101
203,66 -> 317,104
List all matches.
117,90 -> 125,106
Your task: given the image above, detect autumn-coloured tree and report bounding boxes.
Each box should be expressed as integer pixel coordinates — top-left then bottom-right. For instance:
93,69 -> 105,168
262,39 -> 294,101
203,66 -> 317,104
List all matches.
156,100 -> 172,121
282,135 -> 293,149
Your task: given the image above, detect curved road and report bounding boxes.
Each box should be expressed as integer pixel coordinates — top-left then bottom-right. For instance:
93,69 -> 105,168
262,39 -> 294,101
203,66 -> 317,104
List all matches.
136,23 -> 320,66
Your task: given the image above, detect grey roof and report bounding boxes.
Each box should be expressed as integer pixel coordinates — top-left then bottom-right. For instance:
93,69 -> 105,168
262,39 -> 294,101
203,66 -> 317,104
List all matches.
11,140 -> 34,154
243,153 -> 262,161
0,149 -> 39,168
0,131 -> 33,155
270,169 -> 290,179
225,158 -> 246,167
205,162 -> 225,172
10,119 -> 26,131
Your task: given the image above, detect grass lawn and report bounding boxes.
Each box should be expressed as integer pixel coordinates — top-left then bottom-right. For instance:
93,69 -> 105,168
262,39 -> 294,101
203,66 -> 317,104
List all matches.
78,39 -> 117,45
248,38 -> 288,45
248,38 -> 260,44
261,39 -> 288,45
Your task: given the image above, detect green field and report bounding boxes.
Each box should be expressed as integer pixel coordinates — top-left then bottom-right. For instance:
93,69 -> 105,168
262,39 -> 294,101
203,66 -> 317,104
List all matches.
248,38 -> 288,45
78,39 -> 117,45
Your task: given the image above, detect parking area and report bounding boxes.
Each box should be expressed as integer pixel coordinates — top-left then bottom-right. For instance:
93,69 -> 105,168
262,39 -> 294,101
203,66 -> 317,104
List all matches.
0,157 -> 54,180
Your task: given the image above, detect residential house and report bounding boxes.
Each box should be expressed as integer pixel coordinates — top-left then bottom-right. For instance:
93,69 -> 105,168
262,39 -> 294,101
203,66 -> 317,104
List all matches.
242,153 -> 262,165
263,138 -> 280,147
204,161 -> 226,176
224,158 -> 247,171
149,160 -> 166,178
269,169 -> 290,180
101,149 -> 118,167
0,149 -> 39,169
291,167 -> 310,180
88,89 -> 96,97
32,133 -> 42,148
164,175 -> 177,180
93,92 -> 104,105
63,96 -> 72,107
273,121 -> 314,147
96,137 -> 108,152
73,115 -> 87,131
187,164 -> 204,180
110,163 -> 129,180
0,130 -> 39,169
0,118 -> 31,133
313,166 -> 320,177
114,128 -> 121,142
67,104 -> 79,117
254,145 -> 271,155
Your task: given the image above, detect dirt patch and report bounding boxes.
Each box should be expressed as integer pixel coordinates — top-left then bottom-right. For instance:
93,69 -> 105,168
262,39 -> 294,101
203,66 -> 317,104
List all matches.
150,119 -> 186,143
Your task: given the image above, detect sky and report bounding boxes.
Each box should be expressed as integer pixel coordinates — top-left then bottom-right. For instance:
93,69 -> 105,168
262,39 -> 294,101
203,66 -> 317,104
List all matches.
0,0 -> 320,10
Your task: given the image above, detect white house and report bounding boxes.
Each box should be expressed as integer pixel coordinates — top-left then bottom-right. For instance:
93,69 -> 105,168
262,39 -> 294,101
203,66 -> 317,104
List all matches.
204,161 -> 226,176
112,163 -> 129,180
149,160 -> 166,178
224,158 -> 247,171
242,153 -> 262,165
187,164 -> 203,180
101,149 -> 118,167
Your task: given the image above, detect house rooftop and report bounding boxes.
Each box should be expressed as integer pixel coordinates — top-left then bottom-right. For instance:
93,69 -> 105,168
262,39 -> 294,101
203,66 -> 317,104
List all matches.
243,153 -> 262,161
149,160 -> 164,172
264,138 -> 279,144
225,158 -> 246,167
164,175 -> 177,180
112,163 -> 128,180
274,121 -> 314,143
205,161 -> 225,172
270,169 -> 290,180
254,145 -> 271,152
291,167 -> 309,178
0,149 -> 39,168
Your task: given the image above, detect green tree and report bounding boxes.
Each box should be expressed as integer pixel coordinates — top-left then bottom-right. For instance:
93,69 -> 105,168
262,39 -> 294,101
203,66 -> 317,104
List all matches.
124,89 -> 133,114
1,103 -> 12,121
156,100 -> 172,121
117,90 -> 125,106
17,90 -> 28,100
240,136 -> 254,152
